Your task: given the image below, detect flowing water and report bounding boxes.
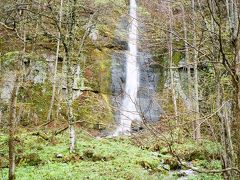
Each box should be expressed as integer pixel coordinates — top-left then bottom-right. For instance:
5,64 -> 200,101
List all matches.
113,0 -> 140,135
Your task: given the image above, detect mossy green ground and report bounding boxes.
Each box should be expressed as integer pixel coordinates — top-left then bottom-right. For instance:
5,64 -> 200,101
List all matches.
0,130 -> 223,180
1,131 -> 161,179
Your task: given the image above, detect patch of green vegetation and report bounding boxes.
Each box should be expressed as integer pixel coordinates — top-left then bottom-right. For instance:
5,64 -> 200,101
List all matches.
170,139 -> 221,161
0,134 -> 8,168
152,55 -> 168,93
1,131 -> 166,179
96,48 -> 112,93
0,51 -> 20,69
73,92 -> 113,130
18,81 -> 52,126
0,52 -> 46,70
0,52 -> 50,128
187,173 -> 223,180
173,51 -> 183,65
85,48 -> 112,93
94,0 -> 125,6
71,47 -> 113,130
151,136 -> 221,164
131,132 -> 223,179
1,130 -> 224,180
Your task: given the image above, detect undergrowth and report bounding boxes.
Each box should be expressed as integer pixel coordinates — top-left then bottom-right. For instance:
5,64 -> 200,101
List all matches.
0,130 -> 223,180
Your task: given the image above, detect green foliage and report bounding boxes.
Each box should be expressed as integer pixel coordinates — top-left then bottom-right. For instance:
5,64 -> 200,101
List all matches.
131,131 -> 223,179
1,130 -> 223,180
18,82 -> 52,126
172,51 -> 183,65
73,92 -> 113,130
94,0 -> 125,6
0,135 -> 8,168
0,52 -> 46,70
1,132 -> 164,179
193,160 -> 221,170
0,51 -> 20,69
85,48 -> 112,93
187,173 -> 223,180
166,139 -> 221,162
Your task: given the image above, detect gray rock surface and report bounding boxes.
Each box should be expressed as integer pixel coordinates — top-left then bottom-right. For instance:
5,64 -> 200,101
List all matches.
138,52 -> 163,122
0,53 -> 83,103
0,71 -> 15,102
111,15 -> 162,125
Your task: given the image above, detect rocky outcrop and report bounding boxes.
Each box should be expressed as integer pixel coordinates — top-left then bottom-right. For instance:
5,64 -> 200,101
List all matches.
111,15 -> 163,126
0,52 -> 49,102
0,52 -> 84,103
0,71 -> 15,102
138,52 -> 163,122
0,52 -> 84,127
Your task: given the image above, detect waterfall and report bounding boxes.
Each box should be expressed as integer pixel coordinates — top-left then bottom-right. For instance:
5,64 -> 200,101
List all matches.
114,0 -> 140,136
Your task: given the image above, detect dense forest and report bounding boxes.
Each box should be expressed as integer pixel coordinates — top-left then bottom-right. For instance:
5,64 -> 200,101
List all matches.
0,0 -> 240,179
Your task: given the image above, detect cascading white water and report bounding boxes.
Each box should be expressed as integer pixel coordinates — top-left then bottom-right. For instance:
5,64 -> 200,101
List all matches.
114,0 -> 140,136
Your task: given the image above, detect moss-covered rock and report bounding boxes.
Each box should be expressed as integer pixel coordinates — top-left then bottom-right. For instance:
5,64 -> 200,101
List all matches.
163,156 -> 181,170
20,153 -> 42,166
171,140 -> 221,161
73,91 -> 113,130
0,157 -> 8,168
82,149 -> 114,162
0,51 -> 20,70
17,82 -> 53,126
85,48 -> 112,93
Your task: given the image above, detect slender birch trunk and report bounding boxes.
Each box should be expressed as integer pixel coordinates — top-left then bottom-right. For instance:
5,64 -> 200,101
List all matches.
226,0 -> 240,169
65,0 -> 77,153
216,72 -> 234,179
8,74 -> 19,180
168,6 -> 178,118
66,54 -> 75,153
191,0 -> 201,141
47,0 -> 64,124
180,4 -> 192,114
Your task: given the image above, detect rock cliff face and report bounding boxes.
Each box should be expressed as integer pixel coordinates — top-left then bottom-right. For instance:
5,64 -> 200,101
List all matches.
1,71 -> 16,102
0,0 -> 127,130
0,53 -> 83,103
0,52 -> 83,126
138,52 -> 163,122
0,52 -> 46,102
111,15 -> 162,126
0,7 -> 161,130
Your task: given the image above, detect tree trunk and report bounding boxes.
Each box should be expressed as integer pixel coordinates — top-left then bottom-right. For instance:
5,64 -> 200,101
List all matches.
227,0 -> 240,170
8,75 -> 19,180
233,40 -> 240,170
216,76 -> 235,179
180,3 -> 193,117
168,6 -> 178,118
66,54 -> 75,153
47,0 -> 64,124
65,0 -> 77,153
236,90 -> 240,170
191,0 -> 201,141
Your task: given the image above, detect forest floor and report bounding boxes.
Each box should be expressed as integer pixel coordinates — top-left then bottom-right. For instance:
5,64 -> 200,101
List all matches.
0,129 -> 223,179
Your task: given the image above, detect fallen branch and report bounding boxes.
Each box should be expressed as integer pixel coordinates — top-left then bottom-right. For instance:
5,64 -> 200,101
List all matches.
38,120 -> 54,128
166,141 -> 240,175
54,126 -> 68,136
0,22 -> 14,30
180,162 -> 240,175
32,132 -> 49,141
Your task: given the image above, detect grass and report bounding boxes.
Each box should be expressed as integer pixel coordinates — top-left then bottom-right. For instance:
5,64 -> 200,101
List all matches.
1,131 -> 163,179
0,130 -> 224,180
